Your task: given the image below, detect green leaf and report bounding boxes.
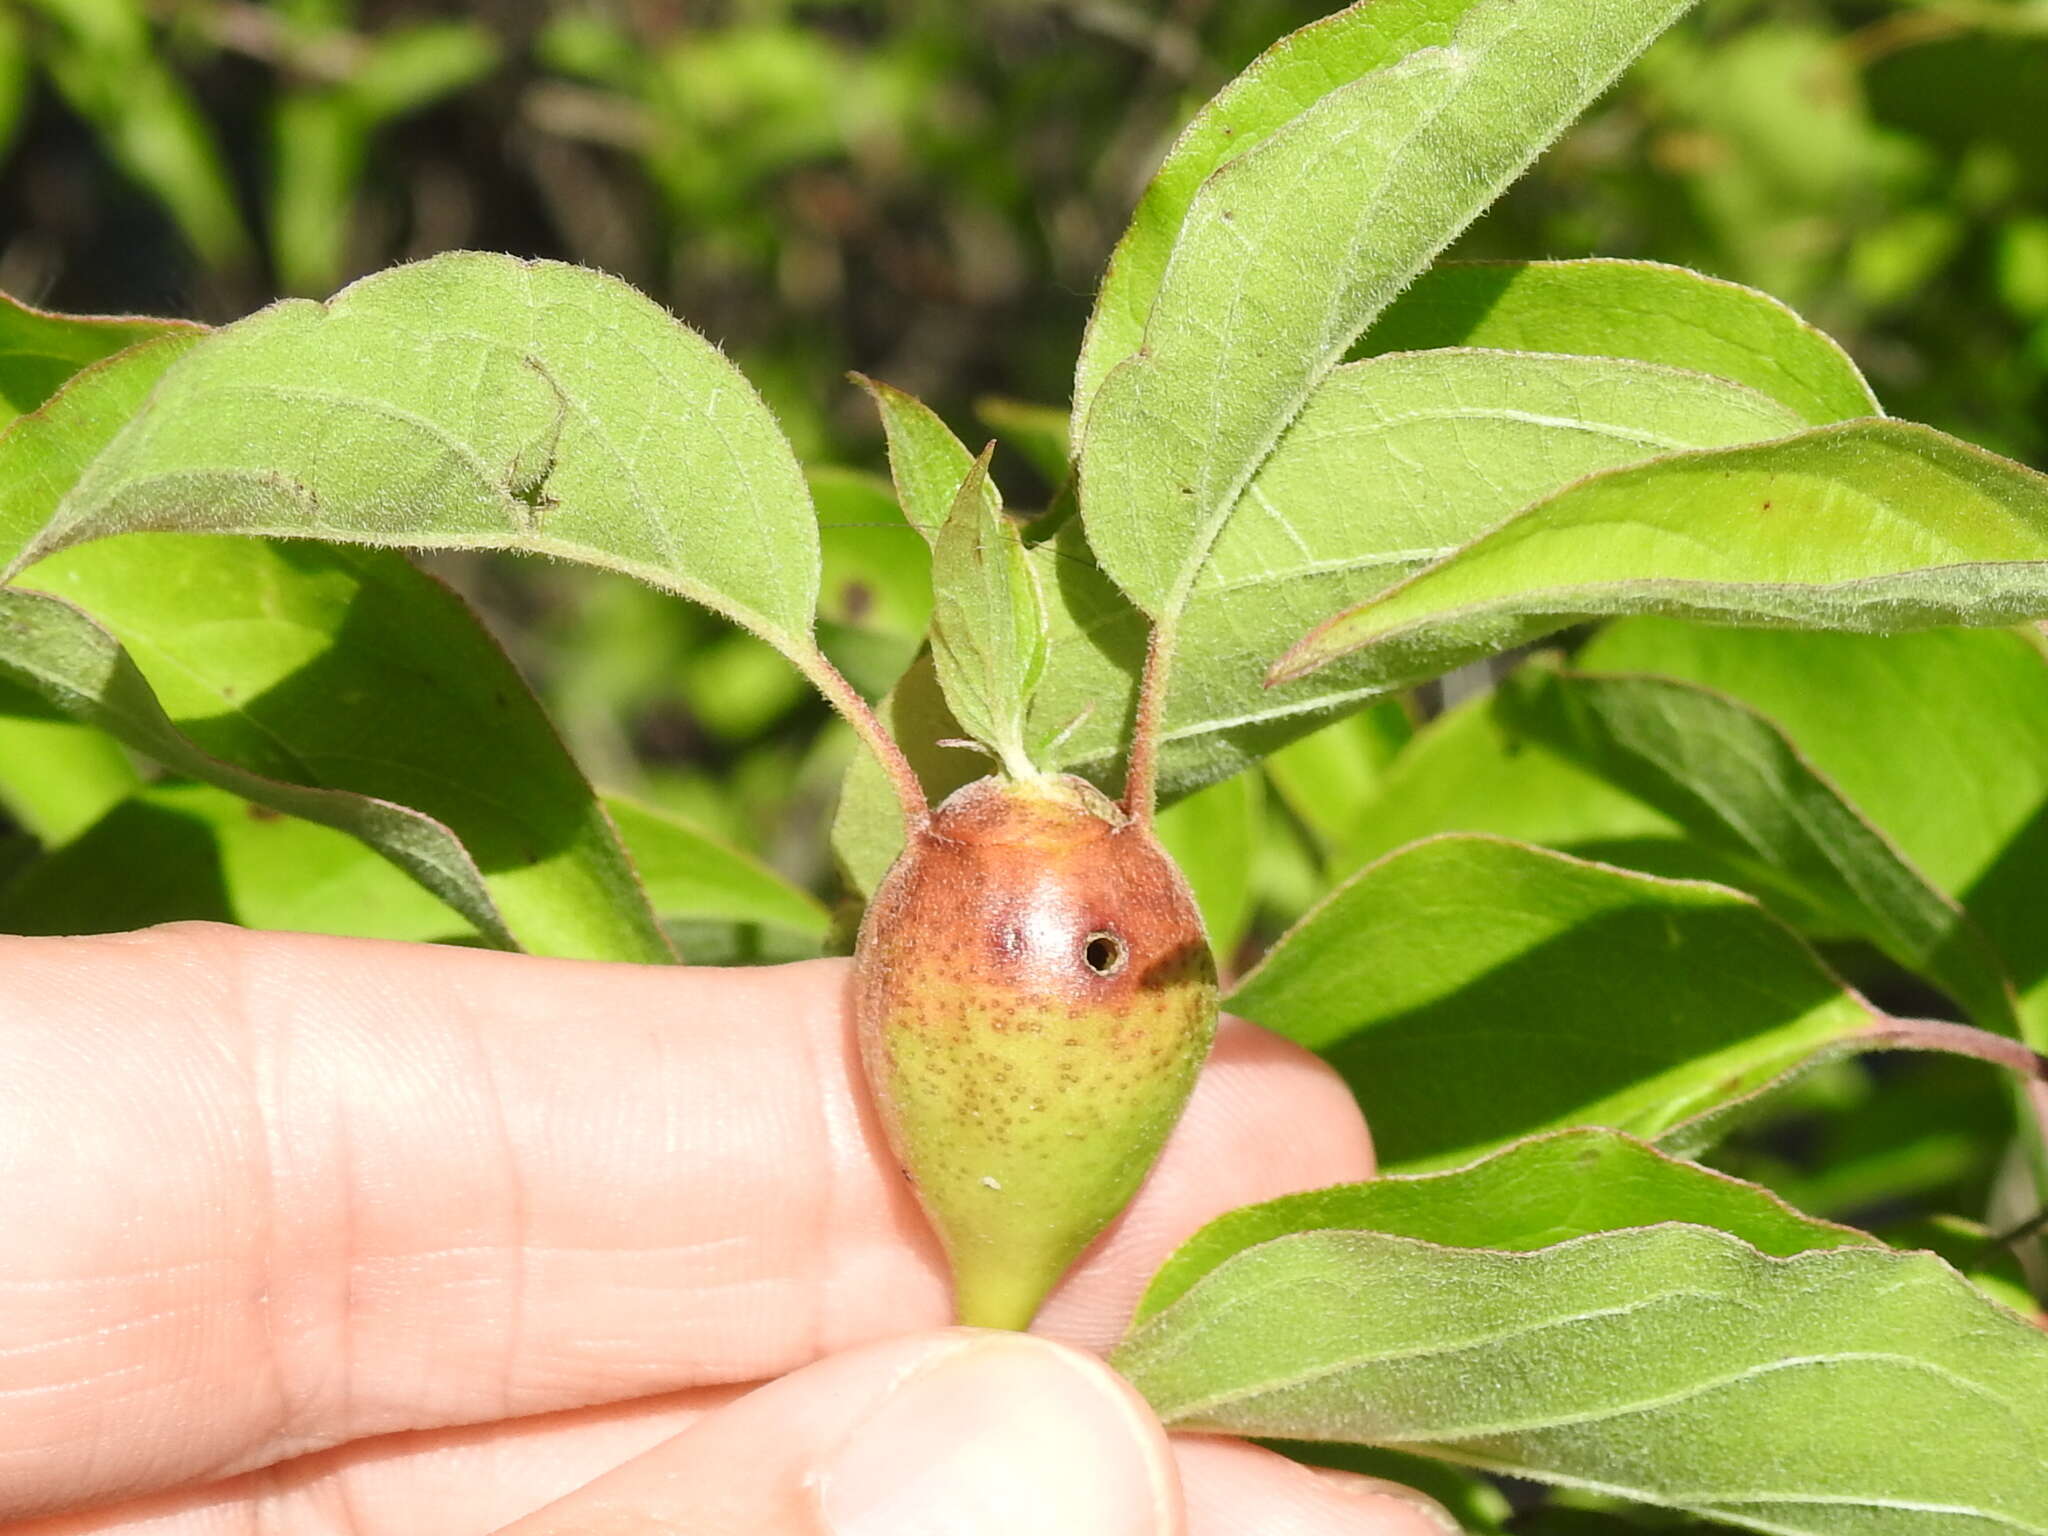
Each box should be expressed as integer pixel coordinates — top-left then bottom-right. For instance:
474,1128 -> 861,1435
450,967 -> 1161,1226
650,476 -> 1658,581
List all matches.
1072,0 -> 1492,434
1040,348 -> 1804,798
0,328 -> 670,960
604,793 -> 829,941
14,534 -> 673,962
0,332 -> 510,944
1136,1128 -> 1876,1324
0,675 -> 140,844
0,332 -> 201,565
1358,259 -> 1879,425
1226,835 -> 1878,1170
1154,767 -> 1262,961
929,447 -> 1046,774
0,584 -> 516,949
1495,663 -> 2022,1039
1116,1225 -> 2048,1534
1581,620 -> 2048,1049
974,396 -> 1071,491
0,779 -> 474,943
1079,0 -> 1694,623
0,294 -> 200,425
268,90 -> 367,298
14,254 -> 823,660
1261,699 -> 1413,862
856,374 -> 998,544
0,9 -> 28,168
1333,685 -> 1704,881
1273,421 -> 2048,688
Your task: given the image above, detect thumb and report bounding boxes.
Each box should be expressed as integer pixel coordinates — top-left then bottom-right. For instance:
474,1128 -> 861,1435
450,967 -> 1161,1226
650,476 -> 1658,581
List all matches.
492,1329 -> 1182,1535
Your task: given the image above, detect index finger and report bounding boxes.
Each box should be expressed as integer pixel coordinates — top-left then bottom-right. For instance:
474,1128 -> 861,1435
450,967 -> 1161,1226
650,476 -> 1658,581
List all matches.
0,923 -> 1371,1521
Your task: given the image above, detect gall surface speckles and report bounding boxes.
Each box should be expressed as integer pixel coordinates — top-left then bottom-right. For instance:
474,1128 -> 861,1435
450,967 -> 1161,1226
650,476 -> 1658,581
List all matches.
852,773 -> 1219,1329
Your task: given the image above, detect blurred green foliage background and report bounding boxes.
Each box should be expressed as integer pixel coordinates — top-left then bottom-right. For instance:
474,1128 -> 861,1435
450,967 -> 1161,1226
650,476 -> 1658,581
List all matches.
3,0 -> 2045,931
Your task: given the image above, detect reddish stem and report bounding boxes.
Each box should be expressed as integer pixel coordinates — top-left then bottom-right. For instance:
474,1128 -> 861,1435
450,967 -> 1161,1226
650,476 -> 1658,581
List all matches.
799,647 -> 929,830
1121,623 -> 1171,826
1863,1017 -> 2048,1217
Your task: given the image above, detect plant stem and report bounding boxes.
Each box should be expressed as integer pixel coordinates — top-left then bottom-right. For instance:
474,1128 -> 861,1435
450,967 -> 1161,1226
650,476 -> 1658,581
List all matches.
1864,1017 -> 2048,1194
1121,621 -> 1172,825
796,646 -> 930,830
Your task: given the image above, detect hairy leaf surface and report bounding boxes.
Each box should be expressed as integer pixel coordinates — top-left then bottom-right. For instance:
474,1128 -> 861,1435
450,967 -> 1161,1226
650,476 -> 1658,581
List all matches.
1275,422 -> 2048,687
1136,1128 -> 1876,1323
1117,1226 -> 2048,1533
1081,0 -> 1694,622
15,254 -> 822,657
1359,260 -> 1878,424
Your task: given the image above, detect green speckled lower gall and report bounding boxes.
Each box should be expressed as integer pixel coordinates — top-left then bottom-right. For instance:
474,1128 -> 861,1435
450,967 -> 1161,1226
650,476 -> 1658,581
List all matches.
853,772 -> 1219,1330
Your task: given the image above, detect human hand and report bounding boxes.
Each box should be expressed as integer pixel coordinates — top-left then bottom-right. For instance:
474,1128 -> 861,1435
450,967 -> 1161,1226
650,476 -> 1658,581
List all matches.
1,923 -> 1456,1534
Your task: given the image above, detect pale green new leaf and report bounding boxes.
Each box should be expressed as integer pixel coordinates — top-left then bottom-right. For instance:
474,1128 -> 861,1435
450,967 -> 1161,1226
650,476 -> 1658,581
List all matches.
1357,259 -> 1879,425
928,448 -> 1046,773
856,374 -> 999,544
835,348 -> 1812,884
1495,664 -> 2022,1039
1136,1128 -> 1877,1324
1116,1226 -> 2048,1533
1226,834 -> 1878,1170
1273,421 -> 2048,688
1071,0 -> 1489,431
1080,0 -> 1695,622
12,254 -> 822,659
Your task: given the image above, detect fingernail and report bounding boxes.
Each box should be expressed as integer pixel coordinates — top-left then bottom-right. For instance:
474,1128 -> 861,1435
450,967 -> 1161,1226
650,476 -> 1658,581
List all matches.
816,1334 -> 1175,1536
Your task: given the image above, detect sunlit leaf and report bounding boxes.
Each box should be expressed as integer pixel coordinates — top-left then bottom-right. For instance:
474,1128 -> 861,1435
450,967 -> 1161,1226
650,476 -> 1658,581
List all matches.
1582,619 -> 2048,1047
0,779 -> 474,943
1227,834 -> 1878,1170
928,448 -> 1046,771
0,675 -> 140,845
15,254 -> 823,662
1495,663 -> 2020,1038
1080,0 -> 1695,624
0,294 -> 199,425
1359,259 -> 1879,425
1274,422 -> 2048,688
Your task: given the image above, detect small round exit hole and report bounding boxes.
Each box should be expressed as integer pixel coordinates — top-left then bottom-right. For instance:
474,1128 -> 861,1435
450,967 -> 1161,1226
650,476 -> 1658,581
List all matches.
1083,931 -> 1127,976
